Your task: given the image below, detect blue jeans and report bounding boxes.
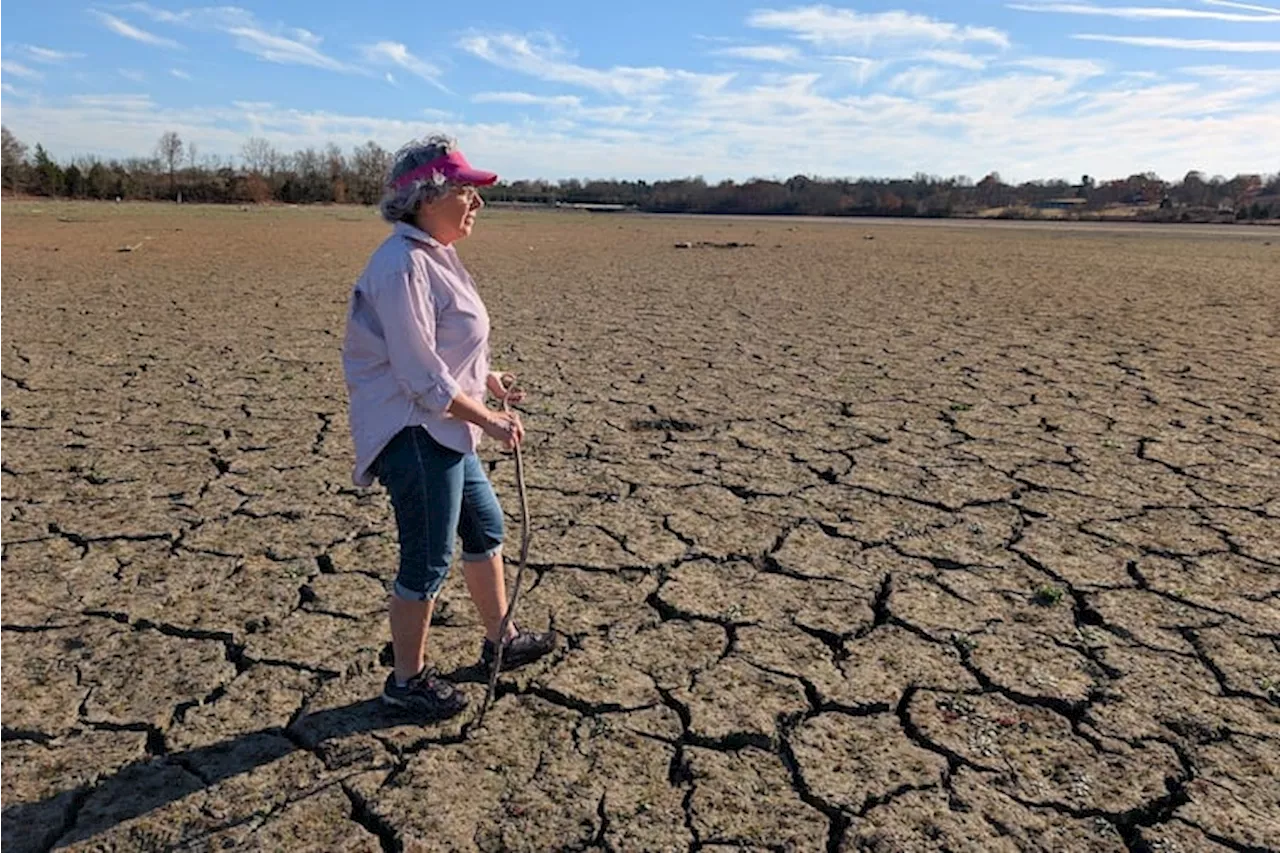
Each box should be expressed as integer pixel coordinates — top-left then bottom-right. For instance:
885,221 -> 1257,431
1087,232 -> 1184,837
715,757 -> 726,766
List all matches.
374,426 -> 505,601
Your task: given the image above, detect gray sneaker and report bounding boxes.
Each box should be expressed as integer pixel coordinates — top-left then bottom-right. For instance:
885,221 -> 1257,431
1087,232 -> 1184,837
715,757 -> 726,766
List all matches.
481,628 -> 557,672
381,668 -> 468,719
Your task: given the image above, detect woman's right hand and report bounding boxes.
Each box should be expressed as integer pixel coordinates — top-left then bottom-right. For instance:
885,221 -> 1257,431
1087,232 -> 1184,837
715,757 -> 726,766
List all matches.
484,412 -> 524,450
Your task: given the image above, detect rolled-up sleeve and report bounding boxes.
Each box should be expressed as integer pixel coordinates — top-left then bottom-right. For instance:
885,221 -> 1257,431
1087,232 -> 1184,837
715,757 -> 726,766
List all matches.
371,258 -> 460,413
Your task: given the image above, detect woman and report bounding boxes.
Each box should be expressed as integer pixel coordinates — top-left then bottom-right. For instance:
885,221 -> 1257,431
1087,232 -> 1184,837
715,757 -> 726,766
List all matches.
343,135 -> 555,719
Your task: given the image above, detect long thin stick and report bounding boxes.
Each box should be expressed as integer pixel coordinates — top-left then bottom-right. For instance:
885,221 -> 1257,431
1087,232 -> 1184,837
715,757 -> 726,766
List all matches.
474,377 -> 531,729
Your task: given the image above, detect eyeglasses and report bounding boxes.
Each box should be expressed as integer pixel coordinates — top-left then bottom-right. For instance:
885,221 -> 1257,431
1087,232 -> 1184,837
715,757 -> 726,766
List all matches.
455,185 -> 481,202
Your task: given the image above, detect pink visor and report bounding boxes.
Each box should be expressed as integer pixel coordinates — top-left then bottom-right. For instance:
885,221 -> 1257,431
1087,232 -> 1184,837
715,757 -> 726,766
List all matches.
392,150 -> 498,189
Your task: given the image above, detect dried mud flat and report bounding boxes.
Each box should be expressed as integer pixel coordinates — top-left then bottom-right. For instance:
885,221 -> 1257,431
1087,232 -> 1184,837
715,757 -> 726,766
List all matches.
2,202 -> 1278,852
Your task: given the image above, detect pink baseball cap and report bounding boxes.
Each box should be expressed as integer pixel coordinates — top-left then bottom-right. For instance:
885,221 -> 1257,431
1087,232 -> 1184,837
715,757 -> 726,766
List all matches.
392,150 -> 498,189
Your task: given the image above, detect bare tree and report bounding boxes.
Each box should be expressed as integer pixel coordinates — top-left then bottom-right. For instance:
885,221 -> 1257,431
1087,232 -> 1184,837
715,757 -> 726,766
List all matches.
291,147 -> 327,202
351,141 -> 391,204
187,141 -> 199,171
241,136 -> 273,175
2,126 -> 29,192
156,131 -> 183,196
325,142 -> 347,202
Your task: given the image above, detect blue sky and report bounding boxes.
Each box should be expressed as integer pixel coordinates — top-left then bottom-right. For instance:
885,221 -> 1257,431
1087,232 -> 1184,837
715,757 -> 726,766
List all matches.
2,1 -> 1278,182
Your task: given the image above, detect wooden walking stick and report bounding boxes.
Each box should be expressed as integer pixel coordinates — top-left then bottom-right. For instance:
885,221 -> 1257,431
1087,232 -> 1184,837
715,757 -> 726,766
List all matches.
473,374 -> 532,730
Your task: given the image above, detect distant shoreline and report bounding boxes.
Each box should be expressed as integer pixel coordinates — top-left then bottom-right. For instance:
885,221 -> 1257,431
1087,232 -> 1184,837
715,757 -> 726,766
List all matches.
485,201 -> 1280,228
640,211 -> 1280,238
4,195 -> 1277,231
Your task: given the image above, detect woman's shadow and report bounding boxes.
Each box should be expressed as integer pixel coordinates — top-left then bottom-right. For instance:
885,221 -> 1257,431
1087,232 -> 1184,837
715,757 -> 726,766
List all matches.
3,661 -> 489,852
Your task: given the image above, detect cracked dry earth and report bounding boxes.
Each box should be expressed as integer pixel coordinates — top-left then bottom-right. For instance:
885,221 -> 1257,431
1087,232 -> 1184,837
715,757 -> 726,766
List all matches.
2,201 -> 1278,853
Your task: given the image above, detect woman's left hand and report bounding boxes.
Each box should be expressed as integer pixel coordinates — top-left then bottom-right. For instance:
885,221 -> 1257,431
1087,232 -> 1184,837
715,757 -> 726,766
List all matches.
487,371 -> 527,406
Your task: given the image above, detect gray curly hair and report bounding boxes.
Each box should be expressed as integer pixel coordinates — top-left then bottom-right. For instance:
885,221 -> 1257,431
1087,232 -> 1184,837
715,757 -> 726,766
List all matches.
379,134 -> 460,224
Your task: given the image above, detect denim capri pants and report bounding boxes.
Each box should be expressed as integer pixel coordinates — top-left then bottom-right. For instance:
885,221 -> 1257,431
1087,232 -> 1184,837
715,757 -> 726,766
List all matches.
373,426 -> 505,601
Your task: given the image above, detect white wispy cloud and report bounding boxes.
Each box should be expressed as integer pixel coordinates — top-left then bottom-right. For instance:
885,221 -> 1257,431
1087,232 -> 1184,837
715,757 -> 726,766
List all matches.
2,83 -> 28,96
822,54 -> 885,85
714,45 -> 801,62
1182,63 -> 1280,81
917,50 -> 989,70
360,42 -> 445,89
1009,2 -> 1280,22
459,33 -> 647,94
119,68 -> 147,82
459,32 -> 727,97
473,91 -> 584,107
1075,34 -> 1280,50
472,91 -> 644,129
226,25 -> 351,71
23,45 -> 86,63
1009,57 -> 1107,79
1078,72 -> 1280,120
121,4 -> 355,71
924,72 -> 1086,115
749,6 -> 1011,49
121,4 -> 254,29
888,66 -> 948,94
170,68 -> 192,80
71,93 -> 157,110
90,10 -> 183,49
1200,0 -> 1280,13
1,60 -> 43,79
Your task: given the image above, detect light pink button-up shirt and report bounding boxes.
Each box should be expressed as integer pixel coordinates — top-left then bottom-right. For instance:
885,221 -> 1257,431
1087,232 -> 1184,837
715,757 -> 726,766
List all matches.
343,221 -> 491,486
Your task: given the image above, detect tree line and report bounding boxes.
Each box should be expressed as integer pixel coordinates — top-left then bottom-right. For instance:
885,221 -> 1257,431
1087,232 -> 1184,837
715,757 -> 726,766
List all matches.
3,127 -> 1277,221
1,127 -> 394,205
